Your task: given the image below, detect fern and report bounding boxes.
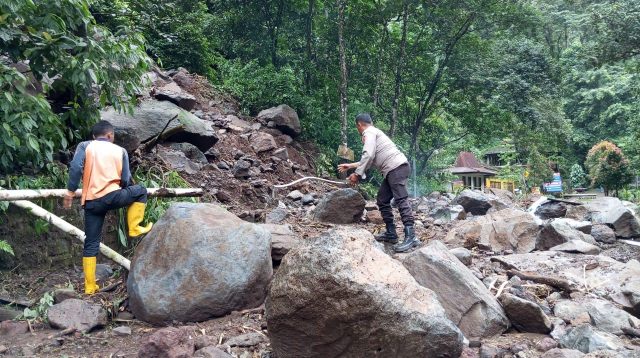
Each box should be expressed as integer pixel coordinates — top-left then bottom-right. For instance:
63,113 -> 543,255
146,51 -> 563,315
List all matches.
0,240 -> 14,256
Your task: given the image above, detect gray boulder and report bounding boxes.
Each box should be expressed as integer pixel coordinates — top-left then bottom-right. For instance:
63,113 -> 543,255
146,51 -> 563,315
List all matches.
450,205 -> 466,220
550,240 -> 601,255
444,208 -> 540,253
103,100 -> 218,153
542,349 -> 585,358
402,241 -> 509,338
153,82 -> 197,111
555,299 -> 640,336
586,197 -> 640,238
260,223 -> 298,262
157,146 -> 202,175
450,247 -> 472,266
169,142 -> 208,164
287,190 -> 303,201
128,203 -> 272,325
257,104 -> 301,137
313,189 -> 365,224
536,201 -> 568,220
537,219 -> 597,250
591,224 -> 616,244
453,189 -> 510,215
266,228 -> 464,358
232,159 -> 251,178
194,346 -> 233,358
47,299 -> 107,333
499,293 -> 552,333
566,205 -> 590,221
558,324 -> 624,353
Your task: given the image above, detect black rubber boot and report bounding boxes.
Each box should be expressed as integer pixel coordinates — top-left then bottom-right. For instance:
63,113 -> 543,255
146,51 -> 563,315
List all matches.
393,224 -> 419,253
375,223 -> 398,244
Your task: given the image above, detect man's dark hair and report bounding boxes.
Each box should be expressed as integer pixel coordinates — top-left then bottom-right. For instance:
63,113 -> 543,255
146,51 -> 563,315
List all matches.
355,113 -> 373,124
91,120 -> 114,137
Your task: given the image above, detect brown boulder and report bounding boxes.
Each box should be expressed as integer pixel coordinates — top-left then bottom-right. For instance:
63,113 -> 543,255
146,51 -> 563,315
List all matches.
138,327 -> 195,358
266,227 -> 464,357
444,208 -> 540,253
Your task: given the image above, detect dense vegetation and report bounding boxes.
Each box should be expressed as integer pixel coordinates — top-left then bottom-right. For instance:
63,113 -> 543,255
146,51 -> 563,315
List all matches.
1,0 -> 639,195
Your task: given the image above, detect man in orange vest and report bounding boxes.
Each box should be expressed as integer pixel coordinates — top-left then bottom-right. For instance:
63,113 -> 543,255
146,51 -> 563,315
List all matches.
64,120 -> 153,294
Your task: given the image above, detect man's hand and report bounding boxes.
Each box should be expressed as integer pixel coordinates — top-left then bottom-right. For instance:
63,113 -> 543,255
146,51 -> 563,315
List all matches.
63,190 -> 75,209
348,173 -> 360,186
338,163 -> 356,173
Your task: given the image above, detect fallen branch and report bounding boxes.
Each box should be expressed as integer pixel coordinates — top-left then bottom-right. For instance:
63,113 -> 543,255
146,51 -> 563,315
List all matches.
99,280 -> 123,293
495,280 -> 509,298
0,295 -> 35,307
0,187 -> 203,201
273,176 -> 348,189
48,327 -> 76,339
6,196 -> 130,270
506,269 -> 579,293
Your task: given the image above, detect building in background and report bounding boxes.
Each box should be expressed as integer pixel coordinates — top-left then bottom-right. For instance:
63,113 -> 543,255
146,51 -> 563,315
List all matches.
449,151 -> 516,192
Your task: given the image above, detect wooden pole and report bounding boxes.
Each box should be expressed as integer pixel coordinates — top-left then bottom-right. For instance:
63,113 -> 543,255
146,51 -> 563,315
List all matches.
0,187 -> 203,201
7,198 -> 131,270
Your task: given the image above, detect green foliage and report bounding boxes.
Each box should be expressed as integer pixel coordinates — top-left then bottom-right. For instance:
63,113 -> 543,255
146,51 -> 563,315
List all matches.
0,0 -> 150,173
585,141 -> 633,195
569,164 -> 587,189
91,0 -> 219,78
220,61 -> 304,115
0,240 -> 13,256
133,168 -> 198,223
21,291 -> 54,322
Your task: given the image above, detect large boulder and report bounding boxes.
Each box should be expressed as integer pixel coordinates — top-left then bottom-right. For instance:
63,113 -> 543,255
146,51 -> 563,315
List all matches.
554,299 -> 640,336
499,293 -> 552,334
558,324 -> 625,353
128,203 -> 273,325
153,81 -> 197,111
585,197 -> 640,238
453,190 -> 510,215
591,224 -> 616,244
444,208 -> 540,253
257,104 -> 302,137
402,241 -> 510,338
102,100 -> 218,153
250,132 -> 277,153
536,219 -> 597,250
535,201 -> 568,220
550,240 -> 601,255
266,228 -> 464,358
313,189 -> 365,224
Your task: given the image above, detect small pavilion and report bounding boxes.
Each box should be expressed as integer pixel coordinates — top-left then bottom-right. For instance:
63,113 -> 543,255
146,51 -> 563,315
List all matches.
450,152 -> 497,191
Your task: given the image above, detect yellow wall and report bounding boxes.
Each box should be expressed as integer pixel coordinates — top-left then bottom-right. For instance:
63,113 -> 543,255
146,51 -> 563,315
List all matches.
485,178 -> 515,192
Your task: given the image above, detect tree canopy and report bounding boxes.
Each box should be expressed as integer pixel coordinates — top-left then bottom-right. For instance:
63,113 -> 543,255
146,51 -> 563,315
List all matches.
2,0 -> 639,195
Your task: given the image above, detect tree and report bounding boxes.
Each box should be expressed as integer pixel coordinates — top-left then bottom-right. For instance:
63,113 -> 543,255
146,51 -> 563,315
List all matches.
569,164 -> 587,189
0,0 -> 150,173
585,141 -> 633,196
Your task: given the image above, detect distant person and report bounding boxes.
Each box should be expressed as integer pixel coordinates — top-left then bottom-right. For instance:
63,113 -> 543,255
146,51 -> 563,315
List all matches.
64,120 -> 153,294
338,113 -> 417,253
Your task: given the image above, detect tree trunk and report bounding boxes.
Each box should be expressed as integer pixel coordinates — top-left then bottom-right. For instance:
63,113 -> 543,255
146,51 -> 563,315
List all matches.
7,197 -> 131,270
372,18 -> 389,113
305,0 -> 315,92
337,0 -> 349,145
390,2 -> 409,138
409,14 -> 476,160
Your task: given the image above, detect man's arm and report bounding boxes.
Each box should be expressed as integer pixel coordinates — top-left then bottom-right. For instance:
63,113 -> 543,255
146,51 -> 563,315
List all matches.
67,142 -> 89,192
354,133 -> 376,180
120,149 -> 132,187
65,142 -> 88,208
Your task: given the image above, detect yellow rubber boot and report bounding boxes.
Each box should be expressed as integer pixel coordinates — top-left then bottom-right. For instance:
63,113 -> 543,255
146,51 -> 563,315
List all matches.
127,202 -> 153,237
83,257 -> 100,294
